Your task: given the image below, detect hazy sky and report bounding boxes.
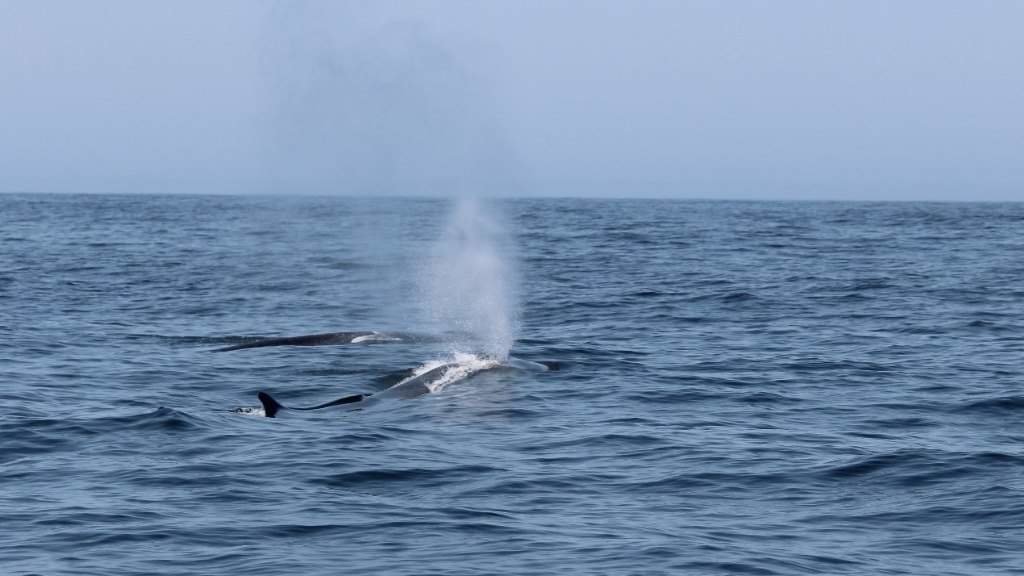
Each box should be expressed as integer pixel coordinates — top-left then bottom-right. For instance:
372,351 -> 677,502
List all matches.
2,1 -> 1022,200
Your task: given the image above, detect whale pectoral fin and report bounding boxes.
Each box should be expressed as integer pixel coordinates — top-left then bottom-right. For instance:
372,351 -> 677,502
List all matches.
257,391 -> 284,418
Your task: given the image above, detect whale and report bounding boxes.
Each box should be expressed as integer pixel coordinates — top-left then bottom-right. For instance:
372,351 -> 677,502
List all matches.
250,356 -> 558,418
220,331 -> 559,418
256,362 -> 475,418
213,331 -> 389,352
216,333 -> 558,366
258,390 -> 368,417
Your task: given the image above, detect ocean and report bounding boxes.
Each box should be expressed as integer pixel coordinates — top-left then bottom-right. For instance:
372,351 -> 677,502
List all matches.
1,193 -> 1022,575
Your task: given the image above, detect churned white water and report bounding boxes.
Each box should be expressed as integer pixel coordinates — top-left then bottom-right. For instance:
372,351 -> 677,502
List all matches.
399,352 -> 502,394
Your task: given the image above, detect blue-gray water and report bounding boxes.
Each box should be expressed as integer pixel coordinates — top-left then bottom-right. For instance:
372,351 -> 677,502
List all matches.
2,194 -> 1023,575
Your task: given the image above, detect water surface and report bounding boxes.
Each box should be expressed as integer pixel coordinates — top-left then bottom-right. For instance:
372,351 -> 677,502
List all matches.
2,194 -> 1023,575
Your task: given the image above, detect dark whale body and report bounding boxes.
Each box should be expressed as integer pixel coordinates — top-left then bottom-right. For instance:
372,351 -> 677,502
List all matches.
213,331 -> 375,352
258,390 -> 367,418
256,364 -> 463,418
221,331 -> 560,417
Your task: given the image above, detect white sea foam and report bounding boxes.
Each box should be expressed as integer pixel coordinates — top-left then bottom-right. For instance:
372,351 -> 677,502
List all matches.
426,353 -> 501,393
389,352 -> 502,395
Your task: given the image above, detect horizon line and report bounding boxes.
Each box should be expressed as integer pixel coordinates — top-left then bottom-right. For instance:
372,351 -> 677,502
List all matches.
1,189 -> 1021,204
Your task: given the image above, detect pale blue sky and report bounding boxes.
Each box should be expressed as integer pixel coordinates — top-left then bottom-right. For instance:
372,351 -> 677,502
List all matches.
2,1 -> 1021,200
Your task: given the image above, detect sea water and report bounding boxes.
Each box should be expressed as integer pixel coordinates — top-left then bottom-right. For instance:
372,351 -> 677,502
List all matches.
1,194 -> 1023,575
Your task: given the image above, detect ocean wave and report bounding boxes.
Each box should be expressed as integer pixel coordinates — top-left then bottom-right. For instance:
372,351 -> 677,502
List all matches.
954,395 -> 1024,414
310,465 -> 499,489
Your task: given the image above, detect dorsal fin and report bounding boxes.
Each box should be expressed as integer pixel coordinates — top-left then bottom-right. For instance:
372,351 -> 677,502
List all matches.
257,391 -> 284,418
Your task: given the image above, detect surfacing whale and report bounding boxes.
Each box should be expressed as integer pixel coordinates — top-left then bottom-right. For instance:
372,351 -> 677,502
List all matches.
219,330 -> 559,417
257,390 -> 367,418
255,362 -> 481,418
249,354 -> 559,418
213,331 -> 391,352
